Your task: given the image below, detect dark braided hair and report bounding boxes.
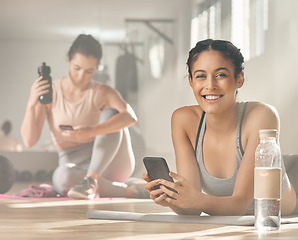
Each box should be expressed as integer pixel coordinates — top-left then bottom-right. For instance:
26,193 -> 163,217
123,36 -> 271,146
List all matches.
68,34 -> 102,65
187,39 -> 244,79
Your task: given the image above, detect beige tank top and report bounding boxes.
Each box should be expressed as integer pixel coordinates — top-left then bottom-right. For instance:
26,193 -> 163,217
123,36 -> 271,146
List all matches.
47,78 -> 102,149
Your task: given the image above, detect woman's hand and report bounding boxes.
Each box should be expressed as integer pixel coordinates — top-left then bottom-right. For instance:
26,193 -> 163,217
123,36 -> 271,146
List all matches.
61,126 -> 93,142
143,173 -> 171,207
28,76 -> 50,107
156,172 -> 202,214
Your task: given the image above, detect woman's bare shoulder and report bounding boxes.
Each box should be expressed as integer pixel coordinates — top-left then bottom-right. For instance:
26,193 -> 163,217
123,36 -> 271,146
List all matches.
172,105 -> 204,127
172,105 -> 203,118
246,101 -> 279,118
92,81 -> 111,91
92,81 -> 121,99
244,101 -> 280,129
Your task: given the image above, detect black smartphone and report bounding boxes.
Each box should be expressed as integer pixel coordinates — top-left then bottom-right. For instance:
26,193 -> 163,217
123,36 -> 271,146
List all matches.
143,157 -> 177,198
59,125 -> 74,131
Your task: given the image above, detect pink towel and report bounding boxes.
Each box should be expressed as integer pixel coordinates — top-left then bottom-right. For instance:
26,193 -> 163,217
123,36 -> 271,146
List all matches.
14,184 -> 59,198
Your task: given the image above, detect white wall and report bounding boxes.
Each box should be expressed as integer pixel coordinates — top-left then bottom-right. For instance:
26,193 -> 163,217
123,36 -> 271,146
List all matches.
134,1 -> 194,171
239,0 -> 298,154
0,40 -> 70,150
1,0 -> 298,175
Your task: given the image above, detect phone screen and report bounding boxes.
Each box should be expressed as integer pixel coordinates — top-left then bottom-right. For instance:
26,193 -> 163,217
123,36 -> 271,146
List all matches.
59,125 -> 73,131
143,157 -> 173,182
143,157 -> 177,198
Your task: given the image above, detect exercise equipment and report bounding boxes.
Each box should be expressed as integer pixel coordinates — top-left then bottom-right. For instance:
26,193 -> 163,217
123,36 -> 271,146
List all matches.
35,170 -> 49,181
19,171 -> 33,182
0,155 -> 16,194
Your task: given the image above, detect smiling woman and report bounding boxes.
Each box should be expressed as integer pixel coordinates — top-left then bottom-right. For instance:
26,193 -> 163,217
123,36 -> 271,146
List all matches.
143,39 -> 297,216
189,49 -> 243,115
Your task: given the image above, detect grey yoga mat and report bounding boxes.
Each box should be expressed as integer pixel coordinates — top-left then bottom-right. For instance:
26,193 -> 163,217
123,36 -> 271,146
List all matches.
87,210 -> 298,226
87,210 -> 255,226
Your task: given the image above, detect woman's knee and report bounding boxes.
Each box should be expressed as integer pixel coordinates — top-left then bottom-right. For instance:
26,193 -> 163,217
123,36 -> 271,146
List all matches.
52,163 -> 86,196
94,108 -> 122,148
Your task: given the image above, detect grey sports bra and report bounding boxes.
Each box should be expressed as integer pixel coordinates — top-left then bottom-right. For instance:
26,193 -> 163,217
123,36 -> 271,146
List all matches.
194,102 -> 289,211
195,102 -> 247,197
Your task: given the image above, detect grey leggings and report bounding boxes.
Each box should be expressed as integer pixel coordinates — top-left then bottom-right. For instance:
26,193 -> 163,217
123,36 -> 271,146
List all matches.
52,108 -> 135,197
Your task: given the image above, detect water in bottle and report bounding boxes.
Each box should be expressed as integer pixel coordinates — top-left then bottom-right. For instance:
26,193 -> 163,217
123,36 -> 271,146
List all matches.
254,129 -> 281,231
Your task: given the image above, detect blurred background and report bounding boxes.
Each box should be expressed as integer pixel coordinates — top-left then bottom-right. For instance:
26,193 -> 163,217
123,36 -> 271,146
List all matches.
0,0 -> 297,175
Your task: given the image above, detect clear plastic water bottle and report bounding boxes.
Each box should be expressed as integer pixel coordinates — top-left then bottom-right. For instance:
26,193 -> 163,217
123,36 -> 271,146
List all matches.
254,129 -> 281,231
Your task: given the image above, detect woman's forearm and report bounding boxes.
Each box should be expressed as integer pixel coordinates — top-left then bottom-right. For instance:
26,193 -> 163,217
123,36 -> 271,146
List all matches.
198,193 -> 251,216
92,111 -> 137,136
168,192 -> 251,216
21,103 -> 46,148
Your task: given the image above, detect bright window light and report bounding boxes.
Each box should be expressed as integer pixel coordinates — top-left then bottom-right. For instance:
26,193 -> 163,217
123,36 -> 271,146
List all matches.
232,0 -> 250,60
190,1 -> 221,48
191,17 -> 199,48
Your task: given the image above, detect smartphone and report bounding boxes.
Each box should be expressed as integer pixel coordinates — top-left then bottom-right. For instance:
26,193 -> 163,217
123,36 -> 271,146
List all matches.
59,125 -> 74,131
143,157 -> 177,198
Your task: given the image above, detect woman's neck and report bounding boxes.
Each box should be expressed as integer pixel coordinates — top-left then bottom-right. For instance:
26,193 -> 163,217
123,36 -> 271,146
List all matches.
205,102 -> 240,135
63,76 -> 91,92
61,77 -> 90,102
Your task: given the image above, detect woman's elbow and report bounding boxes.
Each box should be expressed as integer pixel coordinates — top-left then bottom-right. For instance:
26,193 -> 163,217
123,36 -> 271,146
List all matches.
230,195 -> 253,216
126,104 -> 138,123
22,139 -> 35,148
281,184 -> 297,216
171,207 -> 202,216
127,112 -> 137,127
132,116 -> 138,124
21,133 -> 37,149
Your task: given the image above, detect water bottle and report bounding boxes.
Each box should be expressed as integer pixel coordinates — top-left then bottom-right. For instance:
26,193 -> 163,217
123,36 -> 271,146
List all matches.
38,62 -> 52,104
254,129 -> 281,231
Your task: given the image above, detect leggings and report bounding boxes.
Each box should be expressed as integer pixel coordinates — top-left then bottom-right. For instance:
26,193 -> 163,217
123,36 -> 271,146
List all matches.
52,108 -> 135,197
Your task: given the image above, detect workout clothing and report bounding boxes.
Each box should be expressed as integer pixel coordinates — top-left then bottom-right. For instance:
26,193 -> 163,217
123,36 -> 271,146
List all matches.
46,79 -> 135,197
52,108 -> 135,197
47,78 -> 102,147
195,102 -> 290,211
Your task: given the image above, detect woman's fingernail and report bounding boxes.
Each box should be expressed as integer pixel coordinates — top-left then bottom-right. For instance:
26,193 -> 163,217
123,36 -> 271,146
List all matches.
155,179 -> 162,183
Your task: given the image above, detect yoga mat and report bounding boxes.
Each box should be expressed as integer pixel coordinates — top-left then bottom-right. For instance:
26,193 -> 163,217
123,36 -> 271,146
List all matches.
0,194 -> 124,201
0,194 -> 89,200
87,210 -> 255,226
87,210 -> 298,226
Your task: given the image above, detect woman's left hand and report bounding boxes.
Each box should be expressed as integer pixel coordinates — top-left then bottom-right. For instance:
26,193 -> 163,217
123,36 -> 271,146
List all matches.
159,172 -> 202,212
61,126 -> 93,141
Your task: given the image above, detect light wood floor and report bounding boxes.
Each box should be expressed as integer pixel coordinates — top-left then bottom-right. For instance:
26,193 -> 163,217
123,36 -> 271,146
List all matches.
1,182 -> 298,240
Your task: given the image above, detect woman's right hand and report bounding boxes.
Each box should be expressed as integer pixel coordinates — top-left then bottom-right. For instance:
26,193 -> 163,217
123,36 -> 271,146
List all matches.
142,173 -> 170,207
28,76 -> 50,107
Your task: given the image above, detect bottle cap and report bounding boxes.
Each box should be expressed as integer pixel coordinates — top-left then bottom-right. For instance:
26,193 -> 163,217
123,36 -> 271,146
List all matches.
38,62 -> 51,75
259,129 -> 277,138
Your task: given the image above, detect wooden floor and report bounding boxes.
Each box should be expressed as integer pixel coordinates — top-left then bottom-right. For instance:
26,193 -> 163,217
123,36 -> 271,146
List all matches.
1,182 -> 298,240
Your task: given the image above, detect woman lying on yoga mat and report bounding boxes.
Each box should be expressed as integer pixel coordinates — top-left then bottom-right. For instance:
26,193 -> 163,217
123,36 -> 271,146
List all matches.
143,39 -> 297,215
21,34 -> 148,199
